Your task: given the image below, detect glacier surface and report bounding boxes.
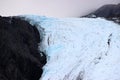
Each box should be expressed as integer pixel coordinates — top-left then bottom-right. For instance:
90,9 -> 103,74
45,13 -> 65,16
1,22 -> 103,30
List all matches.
24,15 -> 120,80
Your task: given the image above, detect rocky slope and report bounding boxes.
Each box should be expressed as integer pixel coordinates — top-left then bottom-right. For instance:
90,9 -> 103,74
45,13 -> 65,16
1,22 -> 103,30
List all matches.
83,3 -> 120,24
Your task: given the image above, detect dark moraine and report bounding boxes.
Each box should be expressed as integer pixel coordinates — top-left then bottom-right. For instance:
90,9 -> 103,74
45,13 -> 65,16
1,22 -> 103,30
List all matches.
0,16 -> 46,80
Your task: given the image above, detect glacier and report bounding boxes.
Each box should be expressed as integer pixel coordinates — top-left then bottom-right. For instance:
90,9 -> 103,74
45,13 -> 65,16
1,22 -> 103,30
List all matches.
24,15 -> 120,80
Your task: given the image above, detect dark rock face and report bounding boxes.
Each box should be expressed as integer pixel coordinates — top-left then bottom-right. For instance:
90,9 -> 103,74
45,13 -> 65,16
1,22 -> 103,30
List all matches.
0,16 -> 46,80
83,3 -> 120,24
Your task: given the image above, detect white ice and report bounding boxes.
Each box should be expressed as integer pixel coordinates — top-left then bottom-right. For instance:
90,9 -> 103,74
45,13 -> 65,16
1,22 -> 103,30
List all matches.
24,15 -> 120,80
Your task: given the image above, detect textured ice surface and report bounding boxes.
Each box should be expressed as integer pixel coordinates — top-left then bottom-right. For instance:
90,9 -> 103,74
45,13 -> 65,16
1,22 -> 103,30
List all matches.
24,15 -> 120,80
